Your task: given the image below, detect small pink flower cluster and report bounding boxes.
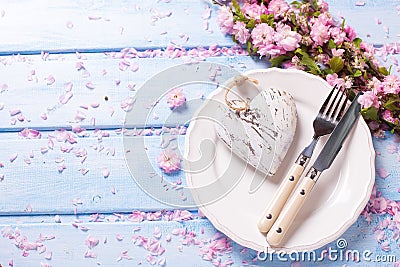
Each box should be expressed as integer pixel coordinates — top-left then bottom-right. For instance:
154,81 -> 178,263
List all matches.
216,0 -> 400,134
166,87 -> 186,109
218,0 -> 301,56
157,149 -> 181,174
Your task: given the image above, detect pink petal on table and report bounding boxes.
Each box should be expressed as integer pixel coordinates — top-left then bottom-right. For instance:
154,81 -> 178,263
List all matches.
102,69 -> 107,75
165,234 -> 171,242
375,18 -> 382,25
157,257 -> 166,266
85,235 -> 99,249
90,102 -> 100,108
146,255 -> 157,265
10,118 -> 16,125
17,114 -> 25,122
40,147 -> 48,154
44,252 -> 52,260
0,103 -> 4,110
64,82 -> 73,92
24,159 -> 31,165
47,138 -> 54,149
127,81 -> 136,90
0,174 -> 4,182
85,82 -> 95,89
90,117 -> 95,126
9,153 -> 18,163
1,83 -> 8,92
378,168 -> 390,178
9,109 -> 21,116
116,234 -> 124,241
66,21 -> 73,29
75,110 -> 86,122
383,26 -> 389,34
54,215 -> 61,223
111,186 -> 116,194
202,6 -> 211,20
40,113 -> 47,120
45,75 -> 55,85
115,79 -> 121,85
59,91 -> 73,105
119,61 -> 130,71
29,150 -> 34,159
76,61 -> 85,70
130,62 -> 139,72
84,250 -> 97,258
19,128 -> 41,139
101,167 -> 110,178
153,227 -> 162,239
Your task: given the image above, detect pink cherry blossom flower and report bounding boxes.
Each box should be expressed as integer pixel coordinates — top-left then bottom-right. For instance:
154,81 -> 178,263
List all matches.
166,87 -> 186,109
326,73 -> 352,89
274,23 -> 301,52
382,75 -> 400,94
157,149 -> 181,173
310,15 -> 331,46
242,3 -> 268,20
233,22 -> 250,44
216,6 -> 234,34
344,25 -> 357,42
268,0 -> 290,19
382,110 -> 399,125
251,23 -> 280,57
331,48 -> 345,57
358,91 -> 380,109
330,27 -> 346,45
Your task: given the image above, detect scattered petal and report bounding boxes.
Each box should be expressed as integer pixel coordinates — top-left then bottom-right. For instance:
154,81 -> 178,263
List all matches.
378,168 -> 390,179
9,153 -> 18,163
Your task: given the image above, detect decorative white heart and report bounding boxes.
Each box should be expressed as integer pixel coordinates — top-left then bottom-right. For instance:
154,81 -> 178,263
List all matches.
215,75 -> 297,177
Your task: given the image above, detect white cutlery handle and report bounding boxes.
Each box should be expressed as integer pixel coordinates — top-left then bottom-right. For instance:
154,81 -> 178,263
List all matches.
257,163 -> 304,233
266,170 -> 319,247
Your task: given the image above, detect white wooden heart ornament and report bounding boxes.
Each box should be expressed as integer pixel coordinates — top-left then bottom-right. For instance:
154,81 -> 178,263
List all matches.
215,75 -> 297,176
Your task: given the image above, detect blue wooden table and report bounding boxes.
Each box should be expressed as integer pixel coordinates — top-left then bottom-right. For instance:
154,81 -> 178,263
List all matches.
0,1 -> 400,266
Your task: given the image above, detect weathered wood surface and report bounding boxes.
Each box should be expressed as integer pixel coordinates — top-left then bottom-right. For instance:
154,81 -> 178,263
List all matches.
0,0 -> 400,266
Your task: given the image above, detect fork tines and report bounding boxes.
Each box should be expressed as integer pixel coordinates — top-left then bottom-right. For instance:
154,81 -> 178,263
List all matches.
320,85 -> 349,123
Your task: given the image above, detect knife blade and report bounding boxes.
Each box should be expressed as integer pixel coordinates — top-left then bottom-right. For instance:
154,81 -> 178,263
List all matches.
266,93 -> 362,247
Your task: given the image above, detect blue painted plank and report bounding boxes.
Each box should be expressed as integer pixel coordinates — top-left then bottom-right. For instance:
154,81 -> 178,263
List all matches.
0,0 -> 399,54
0,126 -> 399,215
326,0 -> 400,44
0,55 -> 268,131
0,214 -> 398,267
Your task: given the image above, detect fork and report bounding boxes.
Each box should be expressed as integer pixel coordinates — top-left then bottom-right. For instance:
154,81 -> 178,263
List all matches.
257,85 -> 348,233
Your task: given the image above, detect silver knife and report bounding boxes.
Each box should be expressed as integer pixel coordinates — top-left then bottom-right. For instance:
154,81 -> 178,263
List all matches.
266,93 -> 362,246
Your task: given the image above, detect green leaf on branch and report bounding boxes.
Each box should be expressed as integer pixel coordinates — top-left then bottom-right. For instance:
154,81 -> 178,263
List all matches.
329,56 -> 344,73
328,39 -> 336,49
232,0 -> 241,12
260,14 -> 274,26
270,55 -> 291,67
246,40 -> 252,54
353,38 -> 362,49
384,96 -> 400,111
353,70 -> 362,77
232,0 -> 246,21
378,66 -> 389,75
290,1 -> 302,8
361,106 -> 379,121
246,19 -> 255,29
295,48 -> 321,74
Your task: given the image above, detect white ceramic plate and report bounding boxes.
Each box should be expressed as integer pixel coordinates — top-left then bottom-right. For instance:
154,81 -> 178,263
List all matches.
184,68 -> 375,252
